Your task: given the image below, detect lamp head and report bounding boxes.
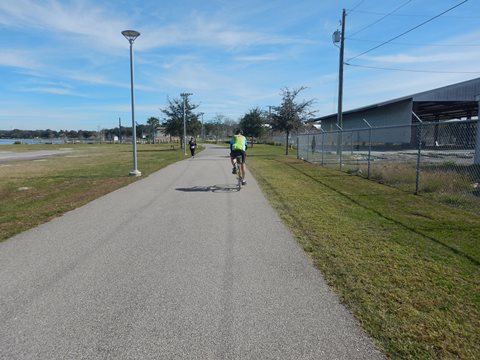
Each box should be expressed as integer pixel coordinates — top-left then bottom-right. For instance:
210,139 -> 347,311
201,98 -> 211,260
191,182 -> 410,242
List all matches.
122,30 -> 140,43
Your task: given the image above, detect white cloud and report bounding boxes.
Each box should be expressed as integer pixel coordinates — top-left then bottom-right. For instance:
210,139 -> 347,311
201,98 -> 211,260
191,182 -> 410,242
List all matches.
234,54 -> 280,62
62,71 -> 127,88
365,49 -> 480,64
23,87 -> 78,96
0,0 -> 129,50
0,50 -> 41,70
0,0 -> 308,58
352,29 -> 480,70
138,22 -> 304,52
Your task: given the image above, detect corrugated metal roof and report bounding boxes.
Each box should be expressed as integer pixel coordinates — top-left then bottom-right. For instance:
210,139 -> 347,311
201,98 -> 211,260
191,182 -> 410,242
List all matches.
312,77 -> 480,123
413,77 -> 480,101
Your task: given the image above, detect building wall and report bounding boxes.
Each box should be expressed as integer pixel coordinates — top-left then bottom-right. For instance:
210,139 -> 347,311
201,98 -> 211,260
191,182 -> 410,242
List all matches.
320,100 -> 413,145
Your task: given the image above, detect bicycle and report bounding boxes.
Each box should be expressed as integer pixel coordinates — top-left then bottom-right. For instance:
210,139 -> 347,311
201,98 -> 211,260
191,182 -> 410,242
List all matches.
234,155 -> 243,191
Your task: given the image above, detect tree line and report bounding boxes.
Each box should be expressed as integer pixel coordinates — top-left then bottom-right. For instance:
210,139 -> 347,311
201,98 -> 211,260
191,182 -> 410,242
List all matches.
0,129 -> 98,140
153,86 -> 316,154
1,87 -> 316,155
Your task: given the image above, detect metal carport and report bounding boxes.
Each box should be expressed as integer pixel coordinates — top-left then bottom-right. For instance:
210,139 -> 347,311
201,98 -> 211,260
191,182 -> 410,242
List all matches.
310,77 -> 480,162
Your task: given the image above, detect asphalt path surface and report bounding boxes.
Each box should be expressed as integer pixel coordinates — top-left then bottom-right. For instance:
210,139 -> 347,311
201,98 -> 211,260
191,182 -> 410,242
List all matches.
0,149 -> 74,163
0,145 -> 384,359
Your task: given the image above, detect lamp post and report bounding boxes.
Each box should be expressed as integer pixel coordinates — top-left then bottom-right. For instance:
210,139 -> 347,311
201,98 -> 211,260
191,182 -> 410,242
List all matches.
199,112 -> 204,140
268,105 -> 274,123
122,30 -> 141,176
180,92 -> 193,158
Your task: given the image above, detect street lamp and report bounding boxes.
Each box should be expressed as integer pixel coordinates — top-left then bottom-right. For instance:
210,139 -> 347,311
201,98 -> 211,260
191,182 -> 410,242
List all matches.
198,112 -> 204,140
122,29 -> 141,176
180,92 -> 193,158
268,105 -> 273,123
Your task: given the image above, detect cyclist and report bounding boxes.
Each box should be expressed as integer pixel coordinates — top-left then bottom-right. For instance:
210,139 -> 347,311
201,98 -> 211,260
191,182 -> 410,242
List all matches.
230,128 -> 247,185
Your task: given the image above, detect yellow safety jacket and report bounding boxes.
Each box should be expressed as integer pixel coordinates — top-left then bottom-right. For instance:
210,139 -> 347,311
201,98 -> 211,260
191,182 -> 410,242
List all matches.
231,135 -> 247,151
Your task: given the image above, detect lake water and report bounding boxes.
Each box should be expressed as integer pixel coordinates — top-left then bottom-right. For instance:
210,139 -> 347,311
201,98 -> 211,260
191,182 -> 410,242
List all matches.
0,139 -> 67,145
0,139 -> 97,145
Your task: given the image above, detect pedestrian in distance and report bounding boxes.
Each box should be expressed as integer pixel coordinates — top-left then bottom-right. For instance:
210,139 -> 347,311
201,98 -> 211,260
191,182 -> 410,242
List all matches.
188,137 -> 197,158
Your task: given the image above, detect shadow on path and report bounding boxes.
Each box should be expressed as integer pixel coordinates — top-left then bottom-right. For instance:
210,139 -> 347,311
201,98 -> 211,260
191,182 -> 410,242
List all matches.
175,184 -> 239,193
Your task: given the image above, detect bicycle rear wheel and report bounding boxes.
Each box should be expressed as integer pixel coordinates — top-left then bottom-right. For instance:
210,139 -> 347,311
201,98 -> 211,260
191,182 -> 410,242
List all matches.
235,158 -> 242,190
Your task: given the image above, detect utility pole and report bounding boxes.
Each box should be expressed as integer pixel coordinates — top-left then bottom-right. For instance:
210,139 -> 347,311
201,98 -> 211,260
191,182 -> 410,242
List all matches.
333,9 -> 346,157
337,8 -> 346,129
118,117 -> 122,143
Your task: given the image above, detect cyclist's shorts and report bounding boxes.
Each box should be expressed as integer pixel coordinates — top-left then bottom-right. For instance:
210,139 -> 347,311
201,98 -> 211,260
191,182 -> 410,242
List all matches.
230,150 -> 246,163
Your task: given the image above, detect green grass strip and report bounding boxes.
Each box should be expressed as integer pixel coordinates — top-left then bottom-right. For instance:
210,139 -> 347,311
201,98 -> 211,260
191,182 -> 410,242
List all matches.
247,145 -> 480,360
0,143 -> 193,241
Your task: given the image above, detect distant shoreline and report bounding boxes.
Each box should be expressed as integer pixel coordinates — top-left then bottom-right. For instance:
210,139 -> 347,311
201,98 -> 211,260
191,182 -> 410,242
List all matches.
0,138 -> 64,145
0,139 -> 98,145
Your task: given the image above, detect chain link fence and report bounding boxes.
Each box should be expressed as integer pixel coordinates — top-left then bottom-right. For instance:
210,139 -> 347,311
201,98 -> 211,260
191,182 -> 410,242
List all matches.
298,117 -> 480,213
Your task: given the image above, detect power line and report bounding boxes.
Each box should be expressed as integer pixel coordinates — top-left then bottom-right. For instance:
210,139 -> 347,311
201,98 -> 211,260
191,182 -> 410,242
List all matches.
347,0 -> 469,62
350,0 -> 412,37
346,9 -> 479,18
345,62 -> 480,74
346,37 -> 480,47
347,0 -> 366,14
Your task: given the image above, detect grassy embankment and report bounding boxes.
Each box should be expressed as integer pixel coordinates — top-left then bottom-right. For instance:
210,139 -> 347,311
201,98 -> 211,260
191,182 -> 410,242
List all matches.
0,143 -> 191,241
246,144 -> 479,359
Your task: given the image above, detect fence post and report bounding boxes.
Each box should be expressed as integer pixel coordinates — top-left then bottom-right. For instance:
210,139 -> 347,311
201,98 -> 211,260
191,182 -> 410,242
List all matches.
351,131 -> 354,155
363,119 -> 372,179
297,136 -> 300,159
308,135 -> 311,161
474,95 -> 480,164
412,112 -> 423,194
321,129 -> 325,166
336,124 -> 343,170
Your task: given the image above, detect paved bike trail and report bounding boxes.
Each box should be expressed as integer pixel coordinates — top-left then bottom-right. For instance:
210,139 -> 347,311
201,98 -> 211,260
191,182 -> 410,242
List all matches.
0,145 -> 384,359
0,149 -> 74,163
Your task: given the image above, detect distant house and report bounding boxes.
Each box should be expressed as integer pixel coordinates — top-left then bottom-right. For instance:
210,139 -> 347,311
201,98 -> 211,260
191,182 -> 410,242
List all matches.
154,127 -> 179,143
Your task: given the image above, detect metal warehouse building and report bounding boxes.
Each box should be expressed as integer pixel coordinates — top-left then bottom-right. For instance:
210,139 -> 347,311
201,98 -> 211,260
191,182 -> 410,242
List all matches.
315,77 -> 480,128
313,77 -> 480,146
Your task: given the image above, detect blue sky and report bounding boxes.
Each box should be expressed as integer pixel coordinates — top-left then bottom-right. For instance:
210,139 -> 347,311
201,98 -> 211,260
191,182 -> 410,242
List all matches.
0,0 -> 479,130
